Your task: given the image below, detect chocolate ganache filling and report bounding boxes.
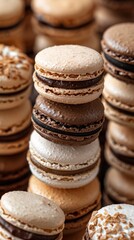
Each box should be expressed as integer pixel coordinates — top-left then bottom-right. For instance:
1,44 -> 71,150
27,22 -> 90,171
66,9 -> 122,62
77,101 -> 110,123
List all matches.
32,113 -> 102,137
0,216 -> 60,240
0,18 -> 24,31
0,85 -> 30,96
36,72 -> 103,90
104,52 -> 134,73
110,147 -> 134,165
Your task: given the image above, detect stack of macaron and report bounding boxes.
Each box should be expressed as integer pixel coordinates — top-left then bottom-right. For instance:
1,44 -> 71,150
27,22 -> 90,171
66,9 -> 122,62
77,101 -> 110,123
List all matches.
95,0 -> 134,37
83,204 -> 134,239
101,23 -> 134,205
27,44 -> 104,237
31,0 -> 99,53
0,191 -> 65,240
0,0 -> 25,50
0,44 -> 32,196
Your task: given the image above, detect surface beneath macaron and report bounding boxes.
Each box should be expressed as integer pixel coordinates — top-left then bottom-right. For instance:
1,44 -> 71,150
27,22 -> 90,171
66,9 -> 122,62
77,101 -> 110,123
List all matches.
0,191 -> 65,239
32,96 -> 104,145
87,204 -> 134,239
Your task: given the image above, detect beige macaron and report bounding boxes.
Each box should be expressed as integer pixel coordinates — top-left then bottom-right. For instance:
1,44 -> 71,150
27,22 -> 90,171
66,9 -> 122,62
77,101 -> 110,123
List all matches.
0,191 -> 65,239
28,175 -> 101,234
34,45 -> 104,104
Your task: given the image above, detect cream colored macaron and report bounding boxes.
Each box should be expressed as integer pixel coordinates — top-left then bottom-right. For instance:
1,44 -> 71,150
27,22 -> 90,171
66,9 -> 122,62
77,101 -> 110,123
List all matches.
0,191 -> 65,239
34,45 -> 104,104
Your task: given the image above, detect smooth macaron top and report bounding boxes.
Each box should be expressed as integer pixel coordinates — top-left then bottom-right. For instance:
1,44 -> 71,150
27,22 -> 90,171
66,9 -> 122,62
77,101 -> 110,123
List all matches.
29,176 -> 101,215
0,0 -> 25,27
32,0 -> 95,27
34,95 -> 104,126
103,23 -> 134,58
0,45 -> 32,93
0,191 -> 65,235
35,45 -> 104,80
107,121 -> 134,155
87,204 -> 134,239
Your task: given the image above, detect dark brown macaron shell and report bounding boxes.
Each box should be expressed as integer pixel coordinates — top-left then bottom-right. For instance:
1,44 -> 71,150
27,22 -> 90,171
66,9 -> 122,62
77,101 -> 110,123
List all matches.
101,23 -> 134,83
32,95 -> 104,145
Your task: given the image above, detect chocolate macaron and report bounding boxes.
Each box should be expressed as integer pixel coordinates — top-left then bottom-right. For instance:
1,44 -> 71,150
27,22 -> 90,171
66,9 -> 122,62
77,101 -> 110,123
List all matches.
33,45 -> 104,104
0,191 -> 65,240
103,74 -> 134,127
0,45 -> 32,110
0,152 -> 30,197
0,100 -> 31,155
105,121 -> 134,176
101,23 -> 134,83
104,168 -> 134,205
28,130 -> 101,188
29,176 -> 101,234
83,204 -> 134,240
32,95 -> 104,145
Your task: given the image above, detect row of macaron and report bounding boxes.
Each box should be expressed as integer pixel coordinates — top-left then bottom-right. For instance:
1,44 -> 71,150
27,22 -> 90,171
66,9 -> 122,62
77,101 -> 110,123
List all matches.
0,191 -> 133,240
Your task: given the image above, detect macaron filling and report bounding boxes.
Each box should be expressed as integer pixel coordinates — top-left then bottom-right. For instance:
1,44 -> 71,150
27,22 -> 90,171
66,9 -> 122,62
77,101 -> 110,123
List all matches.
0,85 -> 30,96
0,18 -> 24,31
0,216 -> 61,240
35,72 -> 103,90
109,146 -> 134,165
0,125 -> 31,142
103,52 -> 134,73
105,99 -> 134,116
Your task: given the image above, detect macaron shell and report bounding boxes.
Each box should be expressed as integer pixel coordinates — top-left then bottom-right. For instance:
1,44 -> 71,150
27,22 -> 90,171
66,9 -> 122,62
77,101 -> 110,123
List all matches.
28,153 -> 100,189
107,121 -> 134,156
103,23 -> 134,58
35,45 -> 103,80
0,191 -> 65,235
102,98 -> 134,128
0,100 -> 31,136
32,0 -> 94,27
105,144 -> 134,176
103,74 -> 134,112
28,176 -> 101,215
0,45 -> 32,93
30,131 -> 100,169
34,76 -> 104,104
0,85 -> 31,110
105,168 -> 134,204
0,0 -> 24,27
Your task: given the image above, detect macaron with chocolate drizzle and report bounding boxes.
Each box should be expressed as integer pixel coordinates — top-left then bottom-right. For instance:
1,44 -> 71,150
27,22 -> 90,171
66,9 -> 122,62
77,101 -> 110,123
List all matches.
0,191 -> 65,240
33,45 -> 104,104
32,95 -> 104,145
101,23 -> 134,83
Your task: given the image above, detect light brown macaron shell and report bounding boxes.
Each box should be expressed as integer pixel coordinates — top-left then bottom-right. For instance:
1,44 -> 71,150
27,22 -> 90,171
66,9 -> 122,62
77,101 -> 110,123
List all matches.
0,0 -> 24,27
28,176 -> 101,233
32,0 -> 95,28
105,168 -> 134,205
34,45 -> 104,104
0,191 -> 65,236
105,121 -> 134,175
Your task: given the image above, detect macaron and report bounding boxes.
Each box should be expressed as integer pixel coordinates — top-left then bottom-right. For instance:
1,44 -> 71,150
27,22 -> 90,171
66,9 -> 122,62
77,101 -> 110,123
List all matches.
105,121 -> 134,176
103,74 -> 134,127
0,191 -> 65,239
83,204 -> 134,240
28,175 -> 101,234
28,130 -> 101,188
104,168 -> 134,205
101,23 -> 134,83
0,0 -> 25,49
0,45 -> 32,109
0,100 -> 31,155
0,151 -> 30,197
33,45 -> 104,104
97,0 -> 134,13
32,95 -> 104,145
31,0 -> 97,47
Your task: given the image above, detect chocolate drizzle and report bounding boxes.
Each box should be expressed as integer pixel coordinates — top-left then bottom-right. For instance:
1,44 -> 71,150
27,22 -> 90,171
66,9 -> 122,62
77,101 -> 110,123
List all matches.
104,53 -> 134,73
0,216 -> 60,240
36,72 -> 103,90
32,113 -> 102,137
110,147 -> 134,165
